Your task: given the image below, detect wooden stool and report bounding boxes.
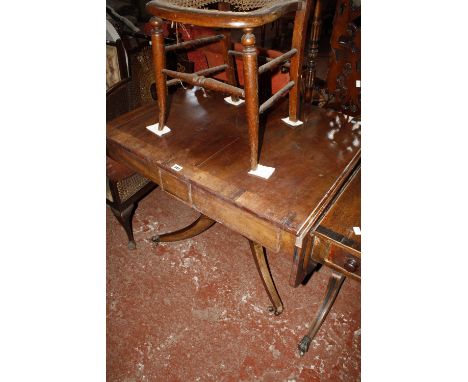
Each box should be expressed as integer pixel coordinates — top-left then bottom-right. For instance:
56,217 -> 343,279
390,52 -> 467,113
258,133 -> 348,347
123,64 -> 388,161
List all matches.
145,0 -> 314,177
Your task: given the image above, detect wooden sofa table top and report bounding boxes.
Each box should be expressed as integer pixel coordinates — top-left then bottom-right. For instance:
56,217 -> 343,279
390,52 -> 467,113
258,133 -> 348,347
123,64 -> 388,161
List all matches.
311,165 -> 361,280
316,166 -> 361,253
107,87 -> 360,255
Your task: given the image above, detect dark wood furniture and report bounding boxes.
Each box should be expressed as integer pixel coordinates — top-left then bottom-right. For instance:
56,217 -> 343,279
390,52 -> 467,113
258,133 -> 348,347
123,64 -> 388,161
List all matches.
325,0 -> 360,116
303,0 -> 324,103
298,164 -> 360,355
106,39 -> 129,90
106,45 -> 157,249
106,158 -> 156,249
144,0 -> 314,175
302,0 -> 361,115
107,87 -> 360,317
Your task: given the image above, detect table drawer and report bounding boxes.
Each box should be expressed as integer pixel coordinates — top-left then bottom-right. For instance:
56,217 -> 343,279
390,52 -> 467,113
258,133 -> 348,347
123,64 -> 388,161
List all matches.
312,234 -> 361,280
160,168 -> 190,203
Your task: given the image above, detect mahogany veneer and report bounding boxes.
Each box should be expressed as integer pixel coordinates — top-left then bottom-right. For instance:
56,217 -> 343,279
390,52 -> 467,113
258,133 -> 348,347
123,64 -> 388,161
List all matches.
312,165 -> 361,280
107,87 -> 360,283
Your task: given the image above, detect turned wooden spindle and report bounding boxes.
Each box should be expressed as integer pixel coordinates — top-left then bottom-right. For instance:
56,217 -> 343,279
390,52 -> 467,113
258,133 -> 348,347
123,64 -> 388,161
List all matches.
150,17 -> 167,131
304,0 -> 323,103
241,28 -> 260,171
218,2 -> 239,102
288,0 -> 314,122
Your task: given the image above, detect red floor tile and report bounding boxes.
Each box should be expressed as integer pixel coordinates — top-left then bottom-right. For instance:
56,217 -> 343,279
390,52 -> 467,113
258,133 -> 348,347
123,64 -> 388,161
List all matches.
107,188 -> 360,381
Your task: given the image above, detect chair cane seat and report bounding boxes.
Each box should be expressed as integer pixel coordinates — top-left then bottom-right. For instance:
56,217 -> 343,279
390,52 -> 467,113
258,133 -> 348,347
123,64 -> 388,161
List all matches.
154,0 -> 285,11
106,157 -> 151,204
147,0 -> 303,28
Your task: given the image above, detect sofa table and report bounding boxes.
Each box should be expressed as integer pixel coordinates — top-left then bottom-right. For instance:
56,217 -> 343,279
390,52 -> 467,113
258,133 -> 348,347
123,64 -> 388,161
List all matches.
107,86 -> 360,336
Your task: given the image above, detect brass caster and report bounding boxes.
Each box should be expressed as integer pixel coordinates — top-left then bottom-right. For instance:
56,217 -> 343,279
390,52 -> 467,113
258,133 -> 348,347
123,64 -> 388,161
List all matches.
127,241 -> 136,250
267,305 -> 283,316
151,235 -> 160,245
298,335 -> 311,357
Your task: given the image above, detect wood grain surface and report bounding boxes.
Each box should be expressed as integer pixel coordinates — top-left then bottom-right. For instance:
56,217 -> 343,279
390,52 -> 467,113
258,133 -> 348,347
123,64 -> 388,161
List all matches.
107,87 -> 360,254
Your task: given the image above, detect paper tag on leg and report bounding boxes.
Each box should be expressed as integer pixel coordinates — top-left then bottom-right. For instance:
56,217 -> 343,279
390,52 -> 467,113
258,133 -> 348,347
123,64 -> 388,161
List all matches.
224,96 -> 245,106
146,123 -> 171,137
248,164 -> 275,179
281,117 -> 303,127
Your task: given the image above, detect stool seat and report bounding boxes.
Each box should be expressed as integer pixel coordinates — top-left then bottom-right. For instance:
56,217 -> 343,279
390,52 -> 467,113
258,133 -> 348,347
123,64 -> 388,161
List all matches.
147,0 -> 303,28
153,0 -> 284,10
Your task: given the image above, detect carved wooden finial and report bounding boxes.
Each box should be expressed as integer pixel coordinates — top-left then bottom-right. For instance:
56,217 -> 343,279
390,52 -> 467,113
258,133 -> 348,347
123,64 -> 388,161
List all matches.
241,28 -> 255,47
149,17 -> 164,32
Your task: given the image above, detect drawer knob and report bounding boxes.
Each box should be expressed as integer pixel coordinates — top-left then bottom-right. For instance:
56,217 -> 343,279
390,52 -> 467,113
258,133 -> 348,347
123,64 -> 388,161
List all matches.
344,258 -> 359,273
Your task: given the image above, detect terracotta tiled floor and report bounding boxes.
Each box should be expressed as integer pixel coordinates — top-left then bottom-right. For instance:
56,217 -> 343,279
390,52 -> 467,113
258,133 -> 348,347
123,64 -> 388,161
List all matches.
107,188 -> 361,381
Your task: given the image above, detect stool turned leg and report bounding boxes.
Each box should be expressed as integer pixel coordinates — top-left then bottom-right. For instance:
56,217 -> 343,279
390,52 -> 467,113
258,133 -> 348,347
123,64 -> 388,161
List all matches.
221,29 -> 239,103
150,17 -> 167,131
248,240 -> 284,315
241,28 -> 259,171
110,204 -> 137,250
218,2 -> 240,104
298,272 -> 345,356
289,0 -> 314,122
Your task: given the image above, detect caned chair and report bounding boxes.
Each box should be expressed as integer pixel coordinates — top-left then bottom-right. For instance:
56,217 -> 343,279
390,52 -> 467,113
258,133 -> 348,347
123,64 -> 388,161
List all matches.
145,0 -> 313,178
107,39 -> 157,249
